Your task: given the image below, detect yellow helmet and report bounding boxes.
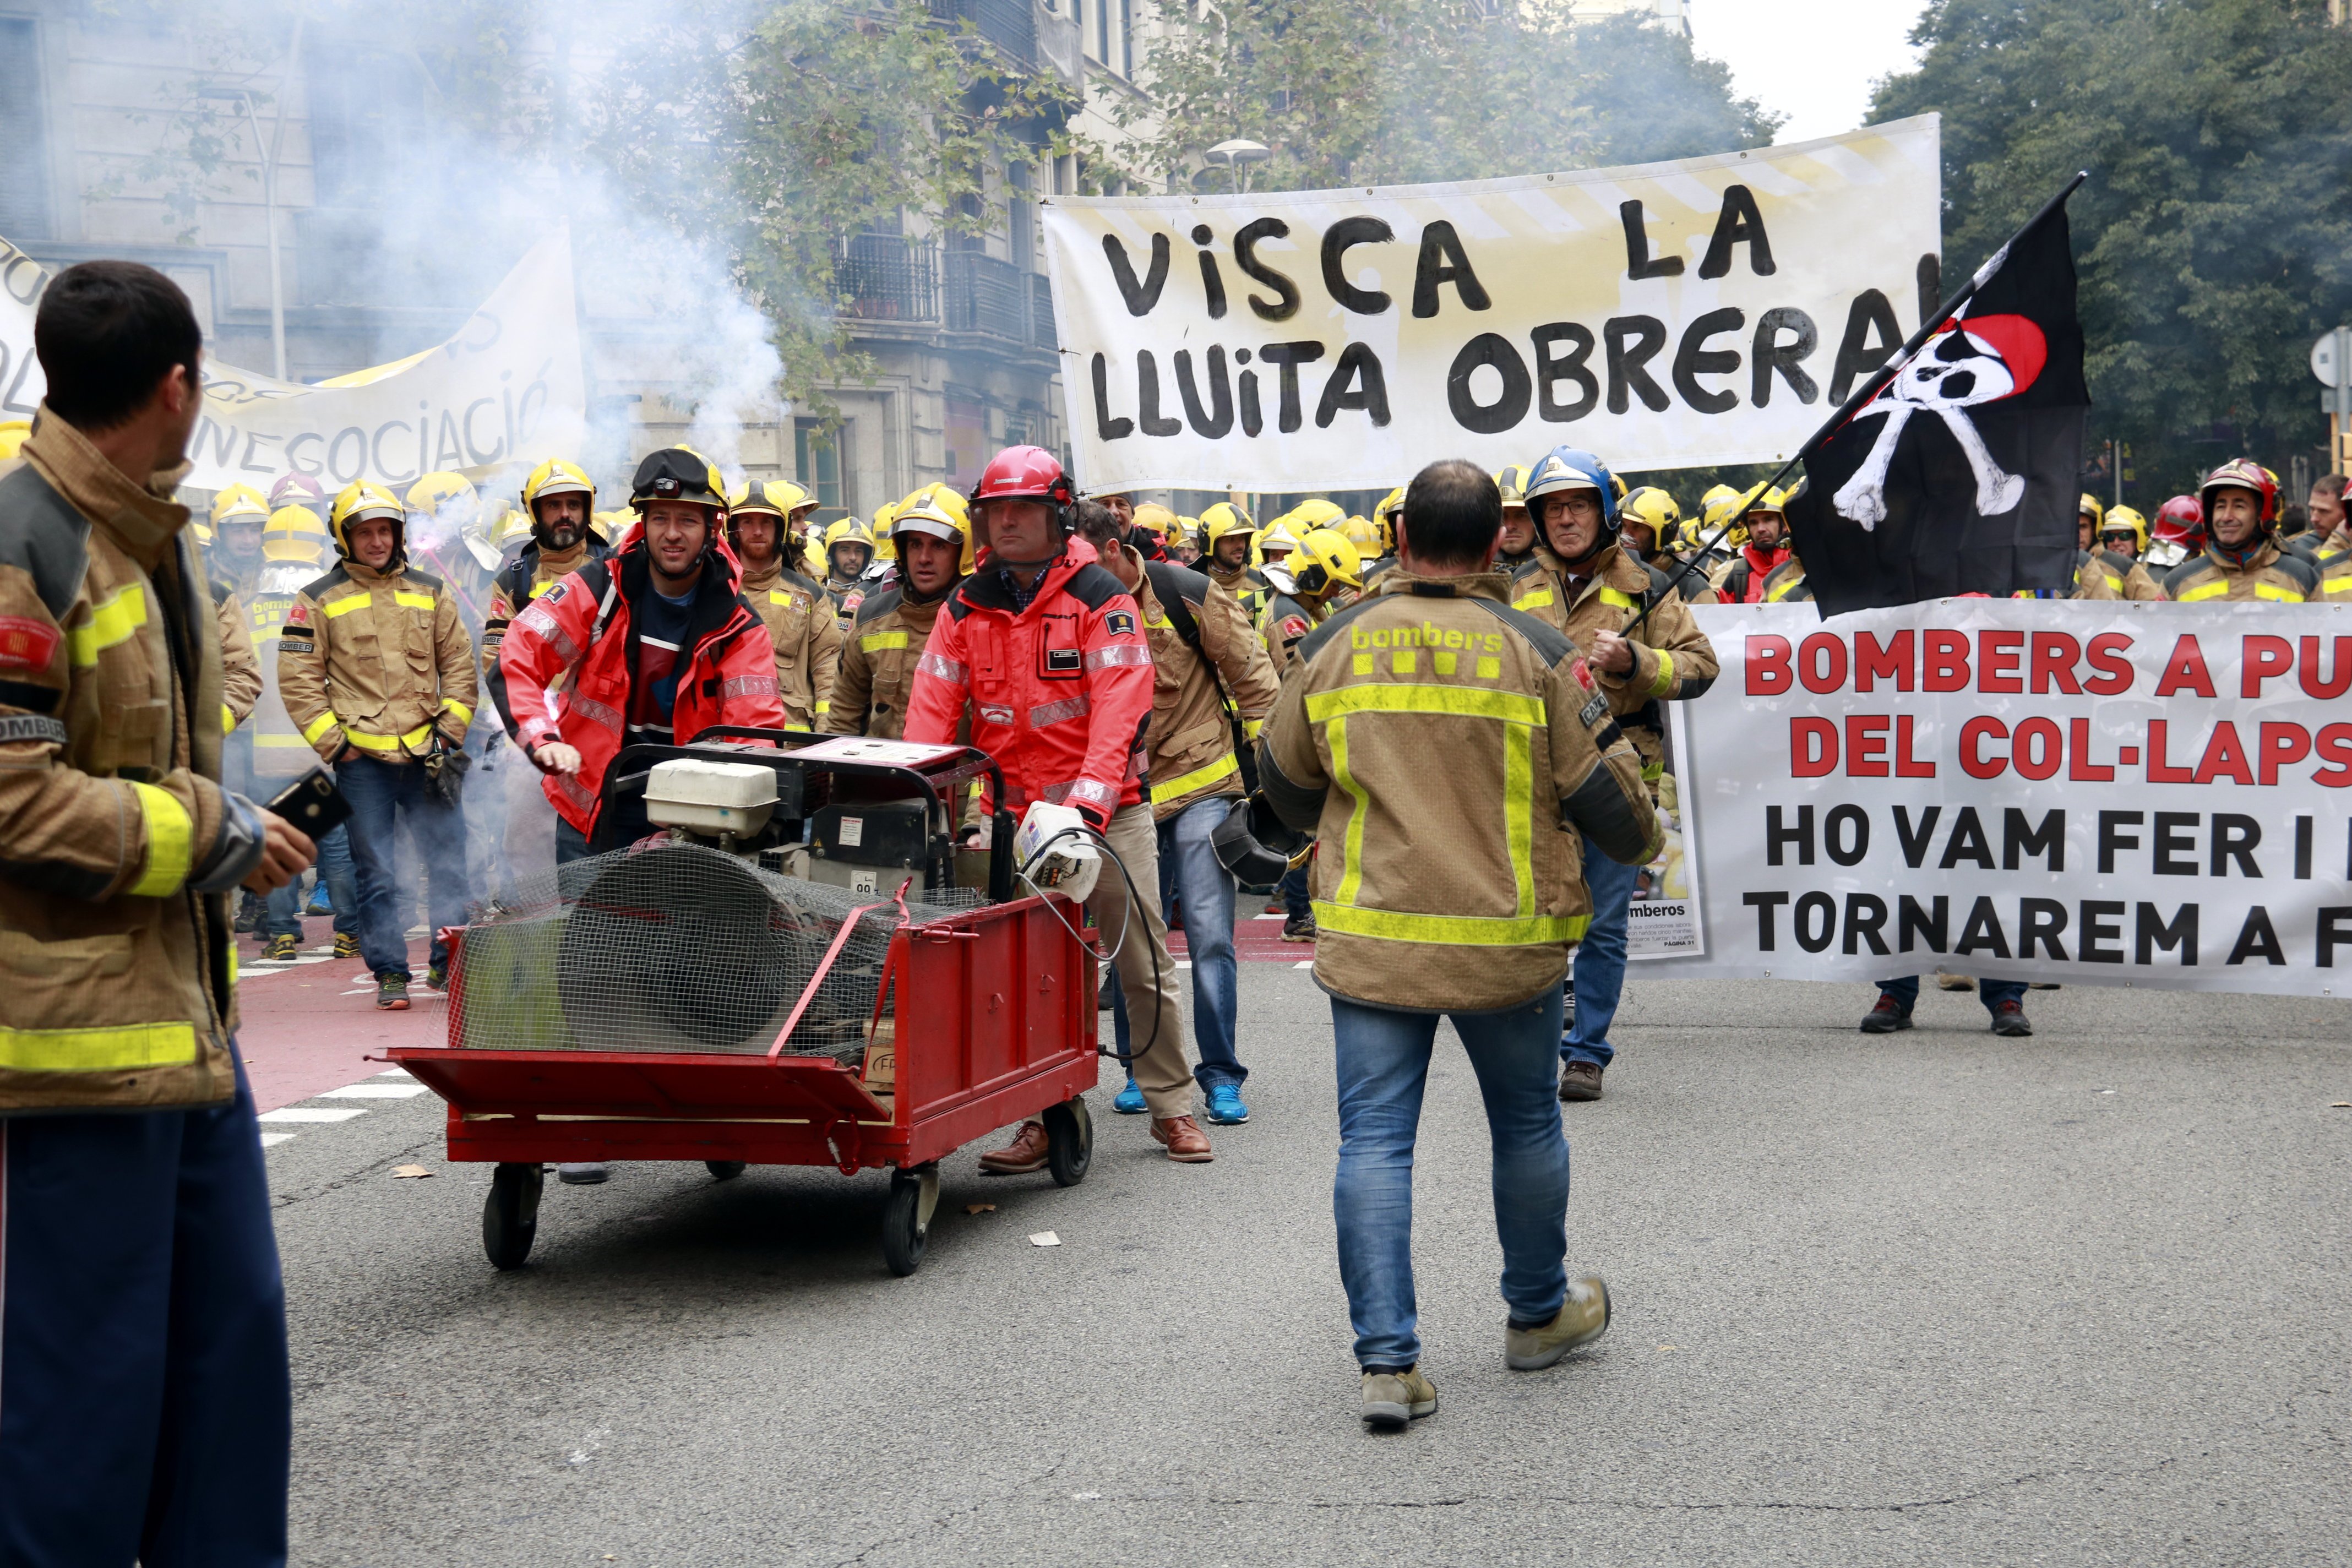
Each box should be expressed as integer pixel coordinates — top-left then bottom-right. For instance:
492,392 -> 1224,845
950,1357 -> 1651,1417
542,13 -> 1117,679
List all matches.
1253,517 -> 1305,568
263,504 -> 330,564
0,418 -> 30,463
727,479 -> 810,518
890,486 -> 976,575
2099,504 -> 2149,553
2078,493 -> 2104,529
1132,502 -> 1179,541
210,483 -> 271,527
1495,466 -> 1533,510
1289,497 -> 1345,530
521,458 -> 595,520
328,481 -> 405,557
190,519 -> 215,547
1619,486 -> 1680,546
407,471 -> 478,521
1292,527 -> 1364,598
1339,514 -> 1379,552
589,509 -> 629,544
494,508 -> 535,550
1200,501 -> 1256,552
764,479 -> 819,522
822,517 -> 875,574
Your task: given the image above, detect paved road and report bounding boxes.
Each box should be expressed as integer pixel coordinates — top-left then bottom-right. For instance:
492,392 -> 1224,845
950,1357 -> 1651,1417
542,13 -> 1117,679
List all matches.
265,964 -> 2350,1566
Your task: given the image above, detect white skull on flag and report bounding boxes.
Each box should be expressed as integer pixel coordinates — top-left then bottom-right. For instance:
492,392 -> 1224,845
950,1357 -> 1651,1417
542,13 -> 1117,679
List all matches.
1833,314 -> 2050,530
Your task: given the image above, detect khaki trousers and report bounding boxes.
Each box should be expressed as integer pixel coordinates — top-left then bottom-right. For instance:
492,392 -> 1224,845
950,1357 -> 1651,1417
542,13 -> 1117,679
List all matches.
1086,803 -> 1193,1118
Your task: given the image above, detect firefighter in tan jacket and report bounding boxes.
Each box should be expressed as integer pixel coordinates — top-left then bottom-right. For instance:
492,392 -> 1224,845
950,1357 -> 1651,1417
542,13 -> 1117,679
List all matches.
1077,505 -> 1281,1126
2160,459 -> 2321,604
824,487 -> 971,741
1257,458 -> 1657,1426
0,262 -> 312,1554
279,480 -> 477,1007
728,479 -> 841,729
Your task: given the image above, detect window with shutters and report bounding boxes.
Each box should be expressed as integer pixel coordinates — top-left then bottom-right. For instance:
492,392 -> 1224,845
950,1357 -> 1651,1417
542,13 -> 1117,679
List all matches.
0,18 -> 53,241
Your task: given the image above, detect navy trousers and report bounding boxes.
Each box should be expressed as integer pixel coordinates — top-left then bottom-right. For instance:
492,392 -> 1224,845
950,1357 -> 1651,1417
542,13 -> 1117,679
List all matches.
0,1054 -> 290,1567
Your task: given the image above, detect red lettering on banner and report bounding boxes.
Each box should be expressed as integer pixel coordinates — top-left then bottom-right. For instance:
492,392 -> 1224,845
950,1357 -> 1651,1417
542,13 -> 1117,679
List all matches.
1799,633 -> 1847,694
1854,630 -> 1911,693
2316,724 -> 2352,788
1847,715 -> 1890,776
1959,716 -> 2007,780
2192,722 -> 2254,786
2029,632 -> 2082,695
1747,635 -> 1793,695
2084,631 -> 2135,695
2241,635 -> 2294,698
2299,636 -> 2351,700
2147,720 -> 2196,783
1896,714 -> 1935,777
1979,629 -> 2024,694
2013,717 -> 2064,780
1923,629 -> 1970,693
2258,722 -> 2312,786
2153,634 -> 2215,698
1791,717 -> 1838,777
2068,718 -> 2115,782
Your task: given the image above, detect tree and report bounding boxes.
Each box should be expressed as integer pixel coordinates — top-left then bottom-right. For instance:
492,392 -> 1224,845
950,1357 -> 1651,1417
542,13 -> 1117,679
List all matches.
1089,2 -> 1777,194
1873,0 -> 2352,499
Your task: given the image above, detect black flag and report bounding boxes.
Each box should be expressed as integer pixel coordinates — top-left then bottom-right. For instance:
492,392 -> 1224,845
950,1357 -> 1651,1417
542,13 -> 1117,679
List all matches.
1783,197 -> 2087,615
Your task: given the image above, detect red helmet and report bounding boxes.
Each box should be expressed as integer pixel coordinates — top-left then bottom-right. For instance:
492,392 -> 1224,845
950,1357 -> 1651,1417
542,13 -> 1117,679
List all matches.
968,445 -> 1076,550
2199,457 -> 2278,527
2150,494 -> 2204,547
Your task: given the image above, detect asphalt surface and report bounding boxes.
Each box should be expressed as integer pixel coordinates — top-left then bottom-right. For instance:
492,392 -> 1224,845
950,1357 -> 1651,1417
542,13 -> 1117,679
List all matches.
269,967 -> 2351,1567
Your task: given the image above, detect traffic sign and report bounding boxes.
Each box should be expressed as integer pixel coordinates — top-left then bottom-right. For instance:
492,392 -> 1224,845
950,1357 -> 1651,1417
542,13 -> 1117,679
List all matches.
2313,327 -> 2350,385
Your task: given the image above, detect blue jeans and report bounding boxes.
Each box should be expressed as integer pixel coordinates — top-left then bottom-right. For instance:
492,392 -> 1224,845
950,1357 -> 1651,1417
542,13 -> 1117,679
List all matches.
1110,798 -> 1245,1089
1877,975 -> 2028,1014
337,756 -> 469,979
1278,861 -> 1310,920
263,821 -> 357,941
1563,828 -> 1641,1068
1331,987 -> 1570,1370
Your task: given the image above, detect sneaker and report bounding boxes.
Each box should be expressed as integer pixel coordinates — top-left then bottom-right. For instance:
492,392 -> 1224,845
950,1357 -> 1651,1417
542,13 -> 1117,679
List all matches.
557,1162 -> 609,1185
1263,899 -> 1287,916
1936,972 -> 1976,992
1990,999 -> 2033,1037
1504,1275 -> 1611,1370
333,933 -> 361,959
1150,1114 -> 1215,1163
375,974 -> 411,1010
426,965 -> 448,992
1859,995 -> 1913,1033
263,934 -> 300,962
234,893 -> 263,934
305,887 -> 335,918
1112,1077 -> 1148,1115
1360,1366 -> 1439,1430
978,1120 -> 1050,1175
1281,913 -> 1317,943
1203,1083 -> 1250,1125
1557,1061 -> 1604,1102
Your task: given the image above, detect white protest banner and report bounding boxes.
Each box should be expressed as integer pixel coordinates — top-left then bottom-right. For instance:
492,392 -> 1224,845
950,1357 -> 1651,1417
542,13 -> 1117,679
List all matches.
1,228 -> 586,492
1042,117 -> 1941,494
1645,601 -> 2352,997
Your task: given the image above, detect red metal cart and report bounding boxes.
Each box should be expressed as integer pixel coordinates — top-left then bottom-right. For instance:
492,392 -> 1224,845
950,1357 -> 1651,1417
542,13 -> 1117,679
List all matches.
389,731 -> 1101,1275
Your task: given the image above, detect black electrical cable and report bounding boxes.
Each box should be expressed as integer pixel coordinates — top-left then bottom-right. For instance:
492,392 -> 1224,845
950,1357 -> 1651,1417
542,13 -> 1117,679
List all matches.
1014,823 -> 1169,1070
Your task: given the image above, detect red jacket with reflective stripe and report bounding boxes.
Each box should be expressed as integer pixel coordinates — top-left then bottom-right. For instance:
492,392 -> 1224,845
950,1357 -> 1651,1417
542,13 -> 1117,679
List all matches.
902,536 -> 1153,820
496,540 -> 785,836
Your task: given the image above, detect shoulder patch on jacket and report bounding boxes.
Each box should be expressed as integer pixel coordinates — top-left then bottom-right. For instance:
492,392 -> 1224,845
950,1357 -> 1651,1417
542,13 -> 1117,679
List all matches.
0,463 -> 95,618
1106,609 -> 1137,639
1468,596 -> 1576,668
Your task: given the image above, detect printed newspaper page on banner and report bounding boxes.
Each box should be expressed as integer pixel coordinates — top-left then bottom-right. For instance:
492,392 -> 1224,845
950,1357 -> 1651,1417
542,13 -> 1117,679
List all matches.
1,227 -> 586,493
1627,708 -> 1706,961
1043,117 -> 1941,493
1647,601 -> 2352,998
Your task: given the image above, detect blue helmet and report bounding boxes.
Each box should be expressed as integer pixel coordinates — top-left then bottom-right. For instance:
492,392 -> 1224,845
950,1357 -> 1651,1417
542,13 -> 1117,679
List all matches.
1522,446 -> 1619,536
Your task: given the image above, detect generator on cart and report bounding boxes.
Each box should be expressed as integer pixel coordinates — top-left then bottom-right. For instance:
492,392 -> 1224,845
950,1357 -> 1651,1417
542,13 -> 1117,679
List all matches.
389,729 -> 1101,1276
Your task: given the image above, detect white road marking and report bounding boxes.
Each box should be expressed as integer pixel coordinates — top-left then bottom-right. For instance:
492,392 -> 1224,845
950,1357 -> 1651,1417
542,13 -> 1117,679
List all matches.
258,1107 -> 368,1124
1294,960 -> 1315,970
321,1082 -> 428,1099
259,1132 -> 297,1147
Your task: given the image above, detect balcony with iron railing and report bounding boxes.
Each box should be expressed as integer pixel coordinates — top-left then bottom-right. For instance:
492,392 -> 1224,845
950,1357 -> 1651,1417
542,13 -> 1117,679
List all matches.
925,0 -> 1036,61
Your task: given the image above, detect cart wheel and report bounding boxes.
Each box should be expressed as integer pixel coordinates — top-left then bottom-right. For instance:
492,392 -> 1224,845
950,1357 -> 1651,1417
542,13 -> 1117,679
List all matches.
482,1162 -> 543,1271
705,1160 -> 748,1182
1044,1096 -> 1092,1188
882,1164 -> 940,1277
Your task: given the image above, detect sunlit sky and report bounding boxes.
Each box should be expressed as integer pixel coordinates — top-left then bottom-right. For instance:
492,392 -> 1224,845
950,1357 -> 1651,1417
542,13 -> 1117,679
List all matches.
1691,0 -> 1931,145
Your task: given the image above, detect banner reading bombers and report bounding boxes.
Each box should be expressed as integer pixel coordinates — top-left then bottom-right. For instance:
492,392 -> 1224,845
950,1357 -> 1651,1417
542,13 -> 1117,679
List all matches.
1648,601 -> 2352,998
1043,117 -> 1942,493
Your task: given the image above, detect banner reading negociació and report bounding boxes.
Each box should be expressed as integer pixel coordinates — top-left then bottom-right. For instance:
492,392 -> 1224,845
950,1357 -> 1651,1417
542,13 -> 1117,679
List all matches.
1,227 -> 586,493
1640,601 -> 2352,998
1042,116 -> 1942,494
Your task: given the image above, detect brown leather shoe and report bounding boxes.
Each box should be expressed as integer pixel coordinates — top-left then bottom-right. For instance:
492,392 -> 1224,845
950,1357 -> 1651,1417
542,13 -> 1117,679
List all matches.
1557,1061 -> 1604,1102
978,1120 -> 1050,1174
1151,1114 -> 1215,1163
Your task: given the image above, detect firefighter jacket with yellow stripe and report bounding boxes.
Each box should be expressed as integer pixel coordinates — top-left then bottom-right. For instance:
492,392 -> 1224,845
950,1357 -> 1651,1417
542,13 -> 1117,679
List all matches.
742,556 -> 841,729
1257,568 -> 1659,1014
480,535 -> 602,734
0,413 -> 264,1113
1112,546 -> 1280,823
278,557 -> 478,764
2161,541 -> 2320,604
1258,587 -> 1321,677
1507,542 -> 1718,787
2320,552 -> 2352,601
241,565 -> 323,783
1207,559 -> 1272,622
2065,549 -> 2122,601
209,573 -> 262,734
823,582 -> 958,742
2088,547 -> 2164,601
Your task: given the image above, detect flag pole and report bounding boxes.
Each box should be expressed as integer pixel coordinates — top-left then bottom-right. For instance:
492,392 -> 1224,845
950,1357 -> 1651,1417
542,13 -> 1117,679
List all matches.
1626,169 -> 2089,630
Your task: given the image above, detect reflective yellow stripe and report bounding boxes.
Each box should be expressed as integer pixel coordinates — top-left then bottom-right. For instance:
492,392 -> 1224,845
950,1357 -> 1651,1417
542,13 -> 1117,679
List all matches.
1597,586 -> 1637,609
2175,579 -> 2228,602
1305,683 -> 1545,727
228,944 -> 237,986
1148,749 -> 1239,804
1647,647 -> 1675,698
1311,901 -> 1589,947
813,700 -> 830,716
528,579 -> 559,599
1328,716 -> 1370,907
394,591 -> 436,612
322,594 -> 372,618
344,722 -> 435,752
127,781 -> 192,897
768,590 -> 797,607
860,630 -> 910,652
301,711 -> 340,744
221,704 -> 237,734
2253,581 -> 2304,602
0,1022 -> 198,1072
2323,576 -> 2352,597
1243,718 -> 1264,741
69,584 -> 148,666
1514,587 -> 1555,609
1766,576 -> 1805,602
440,698 -> 474,726
1640,760 -> 1665,782
1504,720 -> 1535,917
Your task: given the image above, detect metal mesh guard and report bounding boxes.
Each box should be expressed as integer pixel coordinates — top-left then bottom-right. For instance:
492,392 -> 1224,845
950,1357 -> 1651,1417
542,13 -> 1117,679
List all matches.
452,840 -> 983,1059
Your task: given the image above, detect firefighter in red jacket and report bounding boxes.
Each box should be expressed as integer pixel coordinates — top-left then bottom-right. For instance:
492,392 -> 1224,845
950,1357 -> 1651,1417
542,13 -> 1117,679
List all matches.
902,446 -> 1212,1166
497,447 -> 786,863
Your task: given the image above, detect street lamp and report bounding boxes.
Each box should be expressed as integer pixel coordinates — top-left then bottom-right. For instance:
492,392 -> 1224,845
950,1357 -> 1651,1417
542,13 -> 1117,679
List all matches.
195,84 -> 287,381
1203,139 -> 1271,196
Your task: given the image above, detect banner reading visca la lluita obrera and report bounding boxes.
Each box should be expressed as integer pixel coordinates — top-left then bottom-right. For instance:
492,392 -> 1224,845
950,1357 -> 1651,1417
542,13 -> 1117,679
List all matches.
1041,117 -> 1942,493
1648,602 -> 2352,998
